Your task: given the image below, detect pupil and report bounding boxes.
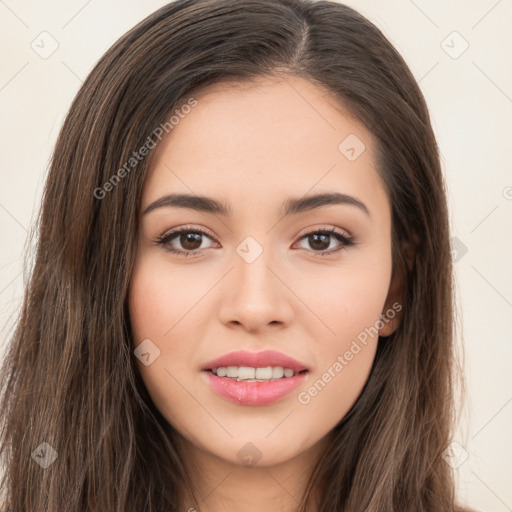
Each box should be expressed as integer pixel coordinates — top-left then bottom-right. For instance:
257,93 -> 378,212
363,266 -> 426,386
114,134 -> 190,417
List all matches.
310,234 -> 329,250
182,233 -> 202,250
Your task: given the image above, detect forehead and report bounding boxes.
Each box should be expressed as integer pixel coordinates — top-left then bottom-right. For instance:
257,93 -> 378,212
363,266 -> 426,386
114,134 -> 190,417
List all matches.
142,76 -> 388,221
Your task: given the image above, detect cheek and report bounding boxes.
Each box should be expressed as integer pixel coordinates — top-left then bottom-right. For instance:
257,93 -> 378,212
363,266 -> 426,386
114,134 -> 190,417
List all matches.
128,258 -> 200,427
302,248 -> 392,348
295,327 -> 379,437
128,255 -> 203,341
295,253 -> 391,419
127,252 -> 214,375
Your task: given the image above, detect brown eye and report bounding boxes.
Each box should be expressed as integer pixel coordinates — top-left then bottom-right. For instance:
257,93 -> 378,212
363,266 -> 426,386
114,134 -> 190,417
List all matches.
307,233 -> 330,251
155,227 -> 217,256
179,232 -> 203,251
295,228 -> 355,256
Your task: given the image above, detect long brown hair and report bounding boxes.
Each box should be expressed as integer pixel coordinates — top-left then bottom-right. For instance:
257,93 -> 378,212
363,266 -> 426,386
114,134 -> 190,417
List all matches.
0,0 -> 469,510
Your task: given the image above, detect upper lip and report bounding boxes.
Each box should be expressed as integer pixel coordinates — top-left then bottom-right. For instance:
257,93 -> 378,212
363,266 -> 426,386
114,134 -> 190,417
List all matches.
201,350 -> 309,372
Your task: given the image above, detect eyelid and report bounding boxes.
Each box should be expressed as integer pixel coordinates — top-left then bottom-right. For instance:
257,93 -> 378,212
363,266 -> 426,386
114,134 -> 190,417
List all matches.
298,225 -> 352,240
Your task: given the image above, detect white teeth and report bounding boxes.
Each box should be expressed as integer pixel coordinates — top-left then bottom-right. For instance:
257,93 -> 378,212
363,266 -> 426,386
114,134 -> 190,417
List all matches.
212,365 -> 301,381
270,367 -> 283,379
216,367 -> 227,377
226,366 -> 238,378
256,366 -> 273,379
238,366 -> 255,380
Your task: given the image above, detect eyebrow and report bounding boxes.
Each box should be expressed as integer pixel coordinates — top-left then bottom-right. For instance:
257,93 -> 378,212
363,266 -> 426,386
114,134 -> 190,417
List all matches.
142,192 -> 370,218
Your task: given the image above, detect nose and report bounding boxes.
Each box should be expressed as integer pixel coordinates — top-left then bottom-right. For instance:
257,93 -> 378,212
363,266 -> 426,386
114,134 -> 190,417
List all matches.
218,250 -> 294,333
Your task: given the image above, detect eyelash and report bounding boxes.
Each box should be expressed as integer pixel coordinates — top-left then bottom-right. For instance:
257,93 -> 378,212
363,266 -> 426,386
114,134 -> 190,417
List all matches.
154,225 -> 356,257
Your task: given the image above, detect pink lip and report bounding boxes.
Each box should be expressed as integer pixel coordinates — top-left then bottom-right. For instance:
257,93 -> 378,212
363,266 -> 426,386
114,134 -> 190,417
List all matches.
200,350 -> 310,406
202,370 -> 309,406
201,350 -> 309,373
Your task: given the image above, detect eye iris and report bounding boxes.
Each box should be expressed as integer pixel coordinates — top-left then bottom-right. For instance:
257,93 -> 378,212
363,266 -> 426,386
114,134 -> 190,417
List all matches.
181,232 -> 202,250
309,233 -> 329,251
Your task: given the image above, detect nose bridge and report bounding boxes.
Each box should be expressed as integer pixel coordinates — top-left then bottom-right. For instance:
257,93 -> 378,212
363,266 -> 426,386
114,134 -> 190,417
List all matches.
234,238 -> 280,303
220,235 -> 293,329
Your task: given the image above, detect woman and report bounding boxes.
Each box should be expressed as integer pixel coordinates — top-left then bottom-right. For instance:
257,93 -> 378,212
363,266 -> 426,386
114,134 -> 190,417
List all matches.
0,0 -> 473,510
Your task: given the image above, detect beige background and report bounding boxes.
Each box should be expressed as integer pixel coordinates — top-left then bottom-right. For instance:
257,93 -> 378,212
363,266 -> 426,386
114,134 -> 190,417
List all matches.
1,1 -> 511,509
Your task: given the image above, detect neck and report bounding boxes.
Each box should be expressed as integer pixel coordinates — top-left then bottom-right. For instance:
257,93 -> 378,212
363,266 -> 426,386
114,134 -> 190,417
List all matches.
176,433 -> 331,512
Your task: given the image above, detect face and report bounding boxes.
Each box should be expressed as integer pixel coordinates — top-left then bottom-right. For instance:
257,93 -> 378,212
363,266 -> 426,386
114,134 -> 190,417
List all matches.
128,76 -> 401,470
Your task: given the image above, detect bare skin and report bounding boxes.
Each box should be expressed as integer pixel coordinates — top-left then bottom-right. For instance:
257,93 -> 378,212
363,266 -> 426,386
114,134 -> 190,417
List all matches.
128,75 -> 404,511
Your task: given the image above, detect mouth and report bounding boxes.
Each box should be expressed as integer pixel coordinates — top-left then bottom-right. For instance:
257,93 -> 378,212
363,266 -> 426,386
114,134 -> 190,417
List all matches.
201,367 -> 310,406
200,350 -> 311,405
204,366 -> 309,382
200,349 -> 310,375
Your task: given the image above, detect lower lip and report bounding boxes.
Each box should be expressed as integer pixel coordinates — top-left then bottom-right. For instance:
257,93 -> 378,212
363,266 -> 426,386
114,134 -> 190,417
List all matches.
202,370 -> 309,406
